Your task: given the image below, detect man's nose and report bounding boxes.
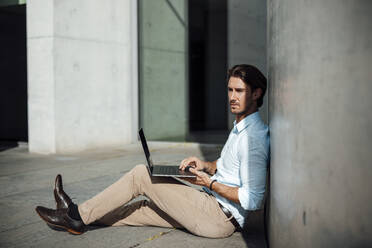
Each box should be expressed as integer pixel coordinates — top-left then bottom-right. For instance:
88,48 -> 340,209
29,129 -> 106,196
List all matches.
230,90 -> 237,100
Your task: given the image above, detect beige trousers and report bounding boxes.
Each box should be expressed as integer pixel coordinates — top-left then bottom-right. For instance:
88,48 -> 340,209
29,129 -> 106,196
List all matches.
78,164 -> 235,238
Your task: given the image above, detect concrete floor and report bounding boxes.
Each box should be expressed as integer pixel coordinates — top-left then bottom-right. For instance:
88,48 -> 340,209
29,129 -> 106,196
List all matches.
0,142 -> 265,248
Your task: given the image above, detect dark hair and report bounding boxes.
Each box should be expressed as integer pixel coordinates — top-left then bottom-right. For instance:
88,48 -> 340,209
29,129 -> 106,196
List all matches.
227,64 -> 267,108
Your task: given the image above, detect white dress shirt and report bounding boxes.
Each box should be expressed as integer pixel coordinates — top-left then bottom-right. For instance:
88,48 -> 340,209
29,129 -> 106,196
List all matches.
203,111 -> 270,227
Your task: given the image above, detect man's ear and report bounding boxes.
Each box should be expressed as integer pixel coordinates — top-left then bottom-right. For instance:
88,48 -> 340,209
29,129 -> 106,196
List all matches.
253,88 -> 262,101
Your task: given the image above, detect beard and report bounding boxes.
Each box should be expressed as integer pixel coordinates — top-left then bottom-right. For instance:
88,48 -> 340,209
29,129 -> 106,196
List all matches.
229,100 -> 254,116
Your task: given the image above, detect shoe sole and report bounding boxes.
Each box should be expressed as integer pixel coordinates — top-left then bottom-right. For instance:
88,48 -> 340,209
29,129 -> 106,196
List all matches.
35,209 -> 83,235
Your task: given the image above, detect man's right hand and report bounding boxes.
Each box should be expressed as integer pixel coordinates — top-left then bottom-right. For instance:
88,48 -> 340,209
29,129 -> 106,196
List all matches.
179,156 -> 206,171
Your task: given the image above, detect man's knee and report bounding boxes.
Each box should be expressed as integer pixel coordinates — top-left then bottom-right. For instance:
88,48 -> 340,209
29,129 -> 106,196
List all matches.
130,164 -> 150,182
132,164 -> 148,174
197,227 -> 235,239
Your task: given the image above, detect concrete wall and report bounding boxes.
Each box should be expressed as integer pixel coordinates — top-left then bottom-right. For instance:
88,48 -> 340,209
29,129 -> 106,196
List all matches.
227,0 -> 267,126
27,0 -> 136,153
268,0 -> 372,247
138,0 -> 188,141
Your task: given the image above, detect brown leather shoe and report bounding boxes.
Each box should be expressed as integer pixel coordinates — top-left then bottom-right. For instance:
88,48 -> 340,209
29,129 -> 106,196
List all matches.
35,206 -> 85,235
54,174 -> 72,209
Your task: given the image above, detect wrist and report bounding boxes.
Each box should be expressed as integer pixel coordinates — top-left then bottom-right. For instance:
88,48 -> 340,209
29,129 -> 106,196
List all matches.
205,162 -> 216,175
202,161 -> 209,170
204,161 -> 212,172
209,179 -> 217,191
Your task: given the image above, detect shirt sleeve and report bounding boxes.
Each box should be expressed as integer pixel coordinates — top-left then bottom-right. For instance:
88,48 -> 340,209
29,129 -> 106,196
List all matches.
237,135 -> 268,210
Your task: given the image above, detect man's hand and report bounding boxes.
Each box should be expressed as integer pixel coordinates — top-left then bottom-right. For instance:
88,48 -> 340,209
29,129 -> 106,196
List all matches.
183,168 -> 240,204
179,156 -> 206,171
185,167 -> 240,204
182,168 -> 212,188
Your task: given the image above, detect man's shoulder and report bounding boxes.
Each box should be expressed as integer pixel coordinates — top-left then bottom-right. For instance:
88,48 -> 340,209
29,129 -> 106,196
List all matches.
237,121 -> 269,148
243,119 -> 269,138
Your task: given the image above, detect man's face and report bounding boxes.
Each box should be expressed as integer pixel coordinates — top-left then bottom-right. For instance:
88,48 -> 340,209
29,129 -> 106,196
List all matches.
228,77 -> 255,117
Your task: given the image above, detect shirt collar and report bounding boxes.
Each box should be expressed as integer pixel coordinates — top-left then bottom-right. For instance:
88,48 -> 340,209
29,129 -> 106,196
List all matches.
233,111 -> 260,133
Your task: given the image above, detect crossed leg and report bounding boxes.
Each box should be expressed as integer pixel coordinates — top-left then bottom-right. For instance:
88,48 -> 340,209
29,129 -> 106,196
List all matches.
78,164 -> 235,238
94,199 -> 182,228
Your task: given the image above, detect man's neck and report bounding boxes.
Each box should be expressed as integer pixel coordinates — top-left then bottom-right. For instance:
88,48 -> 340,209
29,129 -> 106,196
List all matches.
235,108 -> 258,123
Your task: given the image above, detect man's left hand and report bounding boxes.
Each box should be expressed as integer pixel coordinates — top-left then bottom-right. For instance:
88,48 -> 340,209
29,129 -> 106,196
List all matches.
183,167 -> 212,187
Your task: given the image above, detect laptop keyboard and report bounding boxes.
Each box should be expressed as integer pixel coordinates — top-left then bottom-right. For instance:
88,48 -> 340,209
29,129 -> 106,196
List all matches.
153,165 -> 181,175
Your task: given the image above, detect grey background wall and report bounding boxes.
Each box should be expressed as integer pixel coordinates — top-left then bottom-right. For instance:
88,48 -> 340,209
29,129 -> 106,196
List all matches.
0,0 -> 26,7
268,0 -> 372,246
138,0 -> 188,141
27,0 -> 136,153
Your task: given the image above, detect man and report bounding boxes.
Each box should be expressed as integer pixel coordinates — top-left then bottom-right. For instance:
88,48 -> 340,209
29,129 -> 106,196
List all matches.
35,64 -> 270,238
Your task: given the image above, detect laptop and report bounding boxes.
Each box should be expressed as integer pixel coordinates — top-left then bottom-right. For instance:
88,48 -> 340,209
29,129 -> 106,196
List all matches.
139,128 -> 196,178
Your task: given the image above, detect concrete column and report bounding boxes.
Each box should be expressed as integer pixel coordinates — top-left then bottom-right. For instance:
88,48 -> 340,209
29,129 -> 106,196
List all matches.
27,0 -> 136,153
138,0 -> 188,141
227,0 -> 267,126
268,0 -> 372,247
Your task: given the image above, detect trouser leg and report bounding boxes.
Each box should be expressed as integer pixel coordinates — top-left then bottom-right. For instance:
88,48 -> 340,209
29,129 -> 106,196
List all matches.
78,164 -> 183,225
78,164 -> 235,238
95,199 -> 183,228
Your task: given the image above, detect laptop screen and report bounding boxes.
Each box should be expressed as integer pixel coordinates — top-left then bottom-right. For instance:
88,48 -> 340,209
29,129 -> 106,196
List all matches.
139,128 -> 154,169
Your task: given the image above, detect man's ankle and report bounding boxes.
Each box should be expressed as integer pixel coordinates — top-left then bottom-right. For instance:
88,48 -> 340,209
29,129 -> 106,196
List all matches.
67,203 -> 83,222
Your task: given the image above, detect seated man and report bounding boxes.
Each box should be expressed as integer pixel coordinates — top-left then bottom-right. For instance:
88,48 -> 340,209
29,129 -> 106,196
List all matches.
35,64 -> 270,238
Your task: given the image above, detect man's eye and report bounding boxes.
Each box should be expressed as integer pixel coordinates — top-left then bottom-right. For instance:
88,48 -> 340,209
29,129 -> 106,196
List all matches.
228,88 -> 233,92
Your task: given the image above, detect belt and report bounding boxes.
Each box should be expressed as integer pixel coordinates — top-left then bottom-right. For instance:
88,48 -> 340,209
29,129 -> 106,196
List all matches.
218,203 -> 241,231
201,189 -> 241,230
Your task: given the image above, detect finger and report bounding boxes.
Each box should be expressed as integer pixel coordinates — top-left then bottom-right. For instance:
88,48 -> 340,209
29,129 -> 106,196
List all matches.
179,158 -> 189,169
189,167 -> 202,176
179,159 -> 186,169
181,158 -> 196,170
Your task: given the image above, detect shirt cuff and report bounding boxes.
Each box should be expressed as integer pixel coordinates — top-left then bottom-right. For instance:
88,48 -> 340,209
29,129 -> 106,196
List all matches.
238,187 -> 250,210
